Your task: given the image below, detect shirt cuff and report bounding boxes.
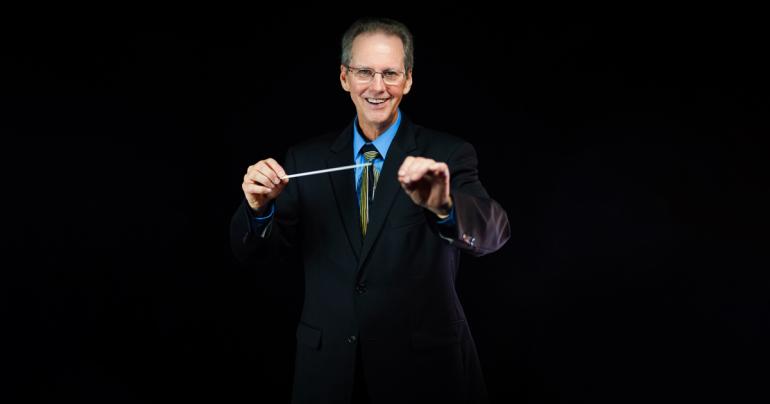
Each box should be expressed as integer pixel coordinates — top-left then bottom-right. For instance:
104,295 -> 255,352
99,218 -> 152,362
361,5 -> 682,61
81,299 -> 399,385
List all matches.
436,206 -> 456,226
248,202 -> 275,238
252,202 -> 275,222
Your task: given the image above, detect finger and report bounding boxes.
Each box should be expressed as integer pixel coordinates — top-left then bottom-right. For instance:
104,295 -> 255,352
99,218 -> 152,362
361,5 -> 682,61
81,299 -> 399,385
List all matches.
399,164 -> 426,187
399,156 -> 428,183
409,159 -> 434,182
263,158 -> 288,181
429,161 -> 449,178
245,170 -> 275,189
398,157 -> 423,189
246,163 -> 266,181
255,162 -> 281,185
246,162 -> 265,174
247,160 -> 281,183
398,156 -> 417,179
242,182 -> 274,196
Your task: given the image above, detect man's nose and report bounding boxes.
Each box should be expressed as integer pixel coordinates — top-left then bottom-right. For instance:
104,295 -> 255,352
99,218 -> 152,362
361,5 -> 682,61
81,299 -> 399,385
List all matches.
369,73 -> 386,91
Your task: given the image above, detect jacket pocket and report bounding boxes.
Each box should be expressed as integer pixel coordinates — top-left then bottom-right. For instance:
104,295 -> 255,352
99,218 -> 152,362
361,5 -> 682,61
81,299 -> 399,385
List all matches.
411,319 -> 467,350
296,322 -> 322,350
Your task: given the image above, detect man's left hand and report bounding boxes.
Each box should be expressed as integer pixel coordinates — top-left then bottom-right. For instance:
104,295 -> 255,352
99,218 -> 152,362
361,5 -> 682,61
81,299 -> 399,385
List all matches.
397,156 -> 452,218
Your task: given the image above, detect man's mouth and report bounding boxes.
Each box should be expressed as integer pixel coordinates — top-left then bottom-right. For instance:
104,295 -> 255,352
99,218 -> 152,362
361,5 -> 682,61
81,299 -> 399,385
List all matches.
366,98 -> 389,105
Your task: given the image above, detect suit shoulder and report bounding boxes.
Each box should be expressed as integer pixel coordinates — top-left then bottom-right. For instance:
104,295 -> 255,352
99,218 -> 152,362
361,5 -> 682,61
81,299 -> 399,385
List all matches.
412,124 -> 472,153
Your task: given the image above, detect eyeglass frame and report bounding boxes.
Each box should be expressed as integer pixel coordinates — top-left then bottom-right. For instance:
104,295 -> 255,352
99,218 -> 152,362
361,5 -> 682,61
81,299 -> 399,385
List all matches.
344,65 -> 408,85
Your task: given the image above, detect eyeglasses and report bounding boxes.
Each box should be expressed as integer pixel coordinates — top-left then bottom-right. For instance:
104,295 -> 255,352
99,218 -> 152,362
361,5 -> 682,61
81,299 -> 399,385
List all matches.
345,65 -> 406,85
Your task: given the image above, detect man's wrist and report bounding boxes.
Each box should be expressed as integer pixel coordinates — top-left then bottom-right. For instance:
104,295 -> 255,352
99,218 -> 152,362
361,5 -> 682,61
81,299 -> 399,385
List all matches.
433,197 -> 453,219
250,201 -> 275,220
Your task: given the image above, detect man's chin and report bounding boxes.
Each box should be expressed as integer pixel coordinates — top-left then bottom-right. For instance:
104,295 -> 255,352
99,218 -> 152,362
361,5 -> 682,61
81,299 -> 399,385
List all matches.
362,110 -> 394,125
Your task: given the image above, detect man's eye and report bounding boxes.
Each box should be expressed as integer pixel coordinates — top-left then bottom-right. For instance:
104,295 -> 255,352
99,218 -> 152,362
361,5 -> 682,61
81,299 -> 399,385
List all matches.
383,71 -> 400,80
356,69 -> 375,78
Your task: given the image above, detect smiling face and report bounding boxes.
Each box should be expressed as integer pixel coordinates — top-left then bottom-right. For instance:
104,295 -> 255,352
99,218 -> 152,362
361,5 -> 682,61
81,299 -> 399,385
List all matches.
340,32 -> 413,140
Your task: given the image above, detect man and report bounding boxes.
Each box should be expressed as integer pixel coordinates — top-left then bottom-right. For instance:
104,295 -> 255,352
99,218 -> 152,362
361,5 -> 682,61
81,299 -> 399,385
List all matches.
231,17 -> 510,403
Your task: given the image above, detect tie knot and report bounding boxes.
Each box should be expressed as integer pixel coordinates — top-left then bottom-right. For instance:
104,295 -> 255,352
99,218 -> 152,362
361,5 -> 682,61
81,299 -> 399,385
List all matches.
360,144 -> 380,163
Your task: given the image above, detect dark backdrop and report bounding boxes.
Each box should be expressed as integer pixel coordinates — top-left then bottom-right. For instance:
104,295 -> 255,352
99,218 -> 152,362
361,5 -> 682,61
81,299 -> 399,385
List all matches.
4,9 -> 768,403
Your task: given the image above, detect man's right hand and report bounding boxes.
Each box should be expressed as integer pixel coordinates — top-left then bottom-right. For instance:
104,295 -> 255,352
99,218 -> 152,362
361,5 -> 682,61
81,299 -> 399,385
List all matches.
242,158 -> 289,215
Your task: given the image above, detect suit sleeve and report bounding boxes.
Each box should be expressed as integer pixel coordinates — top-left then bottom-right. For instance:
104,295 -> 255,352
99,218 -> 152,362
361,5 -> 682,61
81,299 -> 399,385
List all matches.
230,147 -> 301,264
438,141 -> 511,256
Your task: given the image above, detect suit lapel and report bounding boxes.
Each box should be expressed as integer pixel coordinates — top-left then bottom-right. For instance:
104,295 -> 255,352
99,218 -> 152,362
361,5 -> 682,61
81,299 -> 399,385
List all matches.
327,123 -> 362,262
358,118 -> 417,272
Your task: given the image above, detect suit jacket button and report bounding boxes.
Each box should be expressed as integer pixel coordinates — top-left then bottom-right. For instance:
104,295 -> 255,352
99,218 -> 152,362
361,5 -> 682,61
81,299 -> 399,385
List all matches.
346,335 -> 357,344
355,282 -> 367,295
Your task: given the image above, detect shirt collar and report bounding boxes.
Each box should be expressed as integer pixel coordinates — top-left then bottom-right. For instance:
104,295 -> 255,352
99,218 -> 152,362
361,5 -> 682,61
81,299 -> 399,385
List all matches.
353,109 -> 401,160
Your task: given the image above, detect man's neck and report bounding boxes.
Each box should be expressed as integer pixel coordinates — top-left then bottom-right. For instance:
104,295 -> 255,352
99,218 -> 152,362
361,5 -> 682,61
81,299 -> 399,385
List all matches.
357,113 -> 398,142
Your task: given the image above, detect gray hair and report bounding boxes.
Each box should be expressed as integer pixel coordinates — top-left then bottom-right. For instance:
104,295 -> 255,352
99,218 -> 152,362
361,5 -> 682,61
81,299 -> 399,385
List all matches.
341,17 -> 414,72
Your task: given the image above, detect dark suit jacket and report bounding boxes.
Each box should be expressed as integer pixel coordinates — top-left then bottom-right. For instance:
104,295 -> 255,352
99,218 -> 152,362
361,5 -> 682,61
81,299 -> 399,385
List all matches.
231,115 -> 510,403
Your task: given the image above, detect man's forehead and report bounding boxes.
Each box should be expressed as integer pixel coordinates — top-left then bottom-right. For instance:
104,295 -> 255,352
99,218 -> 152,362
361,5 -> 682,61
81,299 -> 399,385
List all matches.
351,33 -> 403,52
350,33 -> 405,67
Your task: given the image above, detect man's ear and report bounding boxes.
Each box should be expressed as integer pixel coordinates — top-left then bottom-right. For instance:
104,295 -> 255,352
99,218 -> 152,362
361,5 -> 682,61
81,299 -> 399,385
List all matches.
340,65 -> 351,92
402,69 -> 413,95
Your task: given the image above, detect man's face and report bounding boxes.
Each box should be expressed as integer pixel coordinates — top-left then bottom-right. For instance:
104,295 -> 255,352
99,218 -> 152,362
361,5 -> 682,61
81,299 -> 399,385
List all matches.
340,32 -> 413,135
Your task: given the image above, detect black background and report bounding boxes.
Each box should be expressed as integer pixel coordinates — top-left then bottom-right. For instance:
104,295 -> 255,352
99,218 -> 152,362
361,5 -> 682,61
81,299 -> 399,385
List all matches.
4,8 -> 769,403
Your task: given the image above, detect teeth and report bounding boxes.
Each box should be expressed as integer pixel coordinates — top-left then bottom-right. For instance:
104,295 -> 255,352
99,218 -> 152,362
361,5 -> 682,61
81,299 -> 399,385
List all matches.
367,98 -> 387,104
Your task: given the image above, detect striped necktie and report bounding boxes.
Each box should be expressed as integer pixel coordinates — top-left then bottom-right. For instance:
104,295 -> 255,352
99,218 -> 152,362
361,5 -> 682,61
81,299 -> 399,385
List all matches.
359,143 -> 380,236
